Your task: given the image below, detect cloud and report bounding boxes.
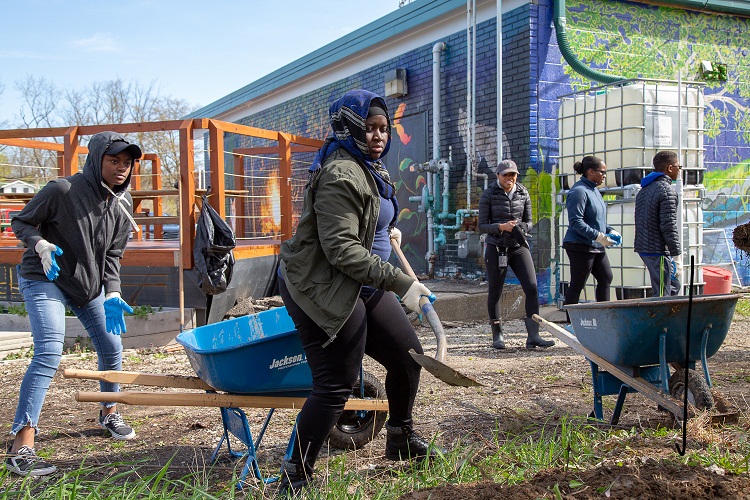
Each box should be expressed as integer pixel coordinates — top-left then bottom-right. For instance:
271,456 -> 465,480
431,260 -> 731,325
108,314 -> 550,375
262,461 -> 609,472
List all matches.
71,33 -> 118,52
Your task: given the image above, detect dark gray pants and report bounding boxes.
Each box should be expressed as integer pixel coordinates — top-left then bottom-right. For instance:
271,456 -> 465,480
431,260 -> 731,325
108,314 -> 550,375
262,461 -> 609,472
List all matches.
640,254 -> 680,296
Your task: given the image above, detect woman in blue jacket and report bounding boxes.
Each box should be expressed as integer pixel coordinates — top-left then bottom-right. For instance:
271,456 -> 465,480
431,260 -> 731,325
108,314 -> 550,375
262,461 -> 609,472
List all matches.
563,156 -> 620,309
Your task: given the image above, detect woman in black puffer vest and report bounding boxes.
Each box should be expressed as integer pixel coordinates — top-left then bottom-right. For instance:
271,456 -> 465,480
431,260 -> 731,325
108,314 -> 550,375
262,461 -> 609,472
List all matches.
478,160 -> 554,349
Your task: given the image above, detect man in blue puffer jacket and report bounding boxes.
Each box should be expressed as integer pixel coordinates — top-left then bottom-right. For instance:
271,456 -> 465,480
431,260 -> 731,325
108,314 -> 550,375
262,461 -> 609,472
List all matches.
634,150 -> 682,296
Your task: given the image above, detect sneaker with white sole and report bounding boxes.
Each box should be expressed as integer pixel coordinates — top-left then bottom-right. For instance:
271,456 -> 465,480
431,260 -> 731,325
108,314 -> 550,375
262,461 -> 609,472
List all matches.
99,411 -> 136,440
5,445 -> 58,476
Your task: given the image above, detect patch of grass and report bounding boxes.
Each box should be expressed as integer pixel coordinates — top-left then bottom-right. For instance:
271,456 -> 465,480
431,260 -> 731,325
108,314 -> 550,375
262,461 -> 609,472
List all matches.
3,302 -> 28,316
137,345 -> 170,359
128,304 -> 163,319
35,446 -> 55,459
63,337 -> 93,355
127,355 -> 143,363
735,297 -> 750,318
4,345 -> 34,360
9,415 -> 750,498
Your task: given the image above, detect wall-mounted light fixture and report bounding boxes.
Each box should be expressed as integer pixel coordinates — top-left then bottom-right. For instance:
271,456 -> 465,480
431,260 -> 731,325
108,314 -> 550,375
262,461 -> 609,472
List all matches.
385,68 -> 408,98
700,60 -> 727,81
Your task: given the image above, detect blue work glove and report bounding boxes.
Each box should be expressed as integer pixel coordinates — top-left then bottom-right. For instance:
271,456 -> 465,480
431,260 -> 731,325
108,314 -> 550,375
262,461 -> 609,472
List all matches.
103,294 -> 133,336
35,240 -> 63,281
607,230 -> 622,246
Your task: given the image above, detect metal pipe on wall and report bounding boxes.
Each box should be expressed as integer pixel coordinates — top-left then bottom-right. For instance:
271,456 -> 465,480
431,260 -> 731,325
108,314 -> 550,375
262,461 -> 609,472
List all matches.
466,0 -> 477,210
497,0 -> 503,163
430,42 -> 446,264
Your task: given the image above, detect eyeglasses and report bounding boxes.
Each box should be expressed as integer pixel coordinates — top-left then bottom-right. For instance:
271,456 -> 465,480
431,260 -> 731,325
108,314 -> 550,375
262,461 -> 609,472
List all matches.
673,165 -> 683,170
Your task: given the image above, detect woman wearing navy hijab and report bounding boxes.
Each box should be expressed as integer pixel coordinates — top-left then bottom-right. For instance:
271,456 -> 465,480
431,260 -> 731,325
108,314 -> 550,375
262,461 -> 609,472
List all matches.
278,89 -> 444,495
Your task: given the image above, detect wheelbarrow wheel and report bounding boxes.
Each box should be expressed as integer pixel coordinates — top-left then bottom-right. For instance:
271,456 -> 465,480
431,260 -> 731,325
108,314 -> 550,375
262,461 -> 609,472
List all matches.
668,368 -> 714,411
327,370 -> 387,450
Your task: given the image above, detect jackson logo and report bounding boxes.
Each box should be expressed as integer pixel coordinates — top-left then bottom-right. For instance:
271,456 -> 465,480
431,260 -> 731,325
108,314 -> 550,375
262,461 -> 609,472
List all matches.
579,317 -> 597,328
269,353 -> 306,369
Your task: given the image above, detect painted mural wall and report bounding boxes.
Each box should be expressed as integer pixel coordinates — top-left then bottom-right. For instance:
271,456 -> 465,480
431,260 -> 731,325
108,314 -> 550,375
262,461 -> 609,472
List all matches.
537,0 -> 750,288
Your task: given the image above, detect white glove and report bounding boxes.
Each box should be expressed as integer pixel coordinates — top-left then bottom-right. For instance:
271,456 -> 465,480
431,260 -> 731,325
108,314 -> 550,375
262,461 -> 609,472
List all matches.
401,281 -> 433,315
35,239 -> 63,281
671,255 -> 683,279
595,232 -> 615,247
389,227 -> 402,248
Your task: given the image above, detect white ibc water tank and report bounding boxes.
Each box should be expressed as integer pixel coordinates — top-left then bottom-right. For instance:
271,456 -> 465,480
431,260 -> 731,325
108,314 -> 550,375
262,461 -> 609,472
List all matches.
558,82 -> 704,188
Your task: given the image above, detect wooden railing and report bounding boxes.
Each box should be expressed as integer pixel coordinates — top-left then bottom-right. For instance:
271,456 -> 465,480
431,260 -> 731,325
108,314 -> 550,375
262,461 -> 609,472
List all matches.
0,119 -> 324,268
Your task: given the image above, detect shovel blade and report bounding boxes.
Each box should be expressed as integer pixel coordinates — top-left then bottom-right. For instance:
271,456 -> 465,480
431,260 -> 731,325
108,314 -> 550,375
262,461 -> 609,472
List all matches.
409,349 -> 483,387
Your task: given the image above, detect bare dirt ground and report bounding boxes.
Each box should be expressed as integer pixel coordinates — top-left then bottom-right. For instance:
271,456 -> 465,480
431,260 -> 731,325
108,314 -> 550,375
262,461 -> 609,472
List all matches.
1,299 -> 749,498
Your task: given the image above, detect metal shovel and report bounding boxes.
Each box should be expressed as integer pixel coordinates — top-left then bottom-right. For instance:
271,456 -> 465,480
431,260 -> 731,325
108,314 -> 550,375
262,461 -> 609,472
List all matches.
390,240 -> 483,387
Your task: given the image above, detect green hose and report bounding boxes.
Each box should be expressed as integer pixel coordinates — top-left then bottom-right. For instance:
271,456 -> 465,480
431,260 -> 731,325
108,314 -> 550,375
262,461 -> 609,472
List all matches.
553,0 -> 624,84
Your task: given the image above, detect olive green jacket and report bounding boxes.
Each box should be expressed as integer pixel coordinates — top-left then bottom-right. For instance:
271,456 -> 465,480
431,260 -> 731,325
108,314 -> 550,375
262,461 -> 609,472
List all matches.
280,148 -> 414,341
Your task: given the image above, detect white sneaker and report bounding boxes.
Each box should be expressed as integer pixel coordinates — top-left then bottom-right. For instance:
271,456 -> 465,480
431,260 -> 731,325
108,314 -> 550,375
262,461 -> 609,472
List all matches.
99,411 -> 136,440
5,445 -> 58,476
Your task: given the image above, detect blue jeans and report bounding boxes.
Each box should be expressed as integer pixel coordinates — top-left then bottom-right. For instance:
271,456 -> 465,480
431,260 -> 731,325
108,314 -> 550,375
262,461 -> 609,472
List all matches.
11,275 -> 123,435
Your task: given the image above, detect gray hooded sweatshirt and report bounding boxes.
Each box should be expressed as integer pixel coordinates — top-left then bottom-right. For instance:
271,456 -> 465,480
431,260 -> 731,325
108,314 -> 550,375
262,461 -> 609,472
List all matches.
12,131 -> 135,307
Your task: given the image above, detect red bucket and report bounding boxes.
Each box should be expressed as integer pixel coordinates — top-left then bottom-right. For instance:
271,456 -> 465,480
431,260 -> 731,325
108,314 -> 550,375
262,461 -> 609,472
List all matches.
703,266 -> 733,294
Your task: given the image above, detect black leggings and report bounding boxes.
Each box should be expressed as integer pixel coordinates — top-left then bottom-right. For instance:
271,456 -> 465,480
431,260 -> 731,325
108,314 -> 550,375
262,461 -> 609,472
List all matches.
564,249 -> 613,304
485,244 -> 539,320
279,279 -> 423,472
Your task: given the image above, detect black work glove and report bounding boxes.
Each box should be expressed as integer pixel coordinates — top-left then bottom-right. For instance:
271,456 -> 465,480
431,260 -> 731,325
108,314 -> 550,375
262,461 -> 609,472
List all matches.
512,225 -> 529,248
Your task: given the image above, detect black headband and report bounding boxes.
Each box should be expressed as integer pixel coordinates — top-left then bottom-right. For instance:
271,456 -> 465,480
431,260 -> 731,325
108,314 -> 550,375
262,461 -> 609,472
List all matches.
367,105 -> 387,118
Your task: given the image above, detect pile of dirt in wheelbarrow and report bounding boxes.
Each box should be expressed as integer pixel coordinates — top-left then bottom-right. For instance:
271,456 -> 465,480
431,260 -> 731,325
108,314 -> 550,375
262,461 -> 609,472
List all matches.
1,296 -> 749,498
733,221 -> 750,254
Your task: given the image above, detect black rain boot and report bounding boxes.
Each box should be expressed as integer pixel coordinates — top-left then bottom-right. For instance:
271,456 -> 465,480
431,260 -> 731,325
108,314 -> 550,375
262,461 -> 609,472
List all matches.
524,317 -> 554,348
490,320 -> 505,349
385,423 -> 446,461
277,460 -> 312,497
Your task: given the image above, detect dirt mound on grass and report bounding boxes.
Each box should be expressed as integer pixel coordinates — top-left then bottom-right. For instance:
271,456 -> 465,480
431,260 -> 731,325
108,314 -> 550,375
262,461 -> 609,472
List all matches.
399,460 -> 750,499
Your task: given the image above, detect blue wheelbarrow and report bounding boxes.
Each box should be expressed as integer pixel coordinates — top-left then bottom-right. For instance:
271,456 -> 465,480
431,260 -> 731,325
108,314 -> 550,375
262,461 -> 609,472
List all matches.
533,293 -> 740,424
65,306 -> 389,488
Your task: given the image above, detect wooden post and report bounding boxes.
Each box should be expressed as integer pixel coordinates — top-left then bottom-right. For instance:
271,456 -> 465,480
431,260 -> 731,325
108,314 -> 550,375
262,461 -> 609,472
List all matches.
278,133 -> 293,242
178,120 -> 196,333
208,120 -> 226,218
62,127 -> 79,177
178,120 -> 196,270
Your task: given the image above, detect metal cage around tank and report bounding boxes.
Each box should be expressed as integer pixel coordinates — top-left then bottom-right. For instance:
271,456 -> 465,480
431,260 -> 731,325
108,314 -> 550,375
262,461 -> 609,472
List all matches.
555,79 -> 707,305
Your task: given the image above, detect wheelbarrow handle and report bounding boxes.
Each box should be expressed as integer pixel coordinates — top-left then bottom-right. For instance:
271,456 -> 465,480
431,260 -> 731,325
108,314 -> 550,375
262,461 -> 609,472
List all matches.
63,368 -> 215,391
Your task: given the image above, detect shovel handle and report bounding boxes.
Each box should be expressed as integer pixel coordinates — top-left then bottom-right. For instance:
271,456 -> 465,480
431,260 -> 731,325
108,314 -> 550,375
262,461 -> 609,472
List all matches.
390,238 -> 447,362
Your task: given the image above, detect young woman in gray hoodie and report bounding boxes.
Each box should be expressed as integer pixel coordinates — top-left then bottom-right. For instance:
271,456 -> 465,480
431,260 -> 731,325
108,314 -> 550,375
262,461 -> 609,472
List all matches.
6,131 -> 141,477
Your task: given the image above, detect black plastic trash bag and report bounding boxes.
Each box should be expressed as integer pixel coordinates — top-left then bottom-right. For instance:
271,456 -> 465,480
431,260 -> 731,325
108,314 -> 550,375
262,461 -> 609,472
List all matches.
193,195 -> 236,295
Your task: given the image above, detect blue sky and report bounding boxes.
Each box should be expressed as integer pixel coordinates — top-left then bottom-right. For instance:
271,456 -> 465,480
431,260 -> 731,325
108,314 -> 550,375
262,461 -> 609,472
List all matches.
0,1 -> 399,125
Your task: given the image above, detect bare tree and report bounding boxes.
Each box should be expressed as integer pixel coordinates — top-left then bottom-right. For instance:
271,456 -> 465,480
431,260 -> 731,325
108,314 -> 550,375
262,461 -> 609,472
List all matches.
6,77 -> 199,207
15,75 -> 60,129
